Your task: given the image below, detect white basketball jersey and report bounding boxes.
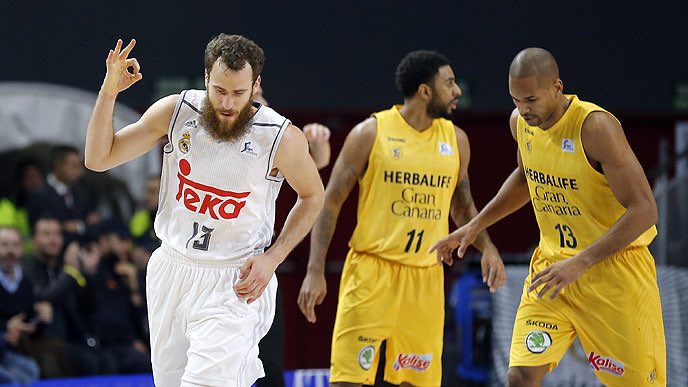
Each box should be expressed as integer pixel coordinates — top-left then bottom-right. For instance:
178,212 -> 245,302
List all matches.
154,89 -> 289,261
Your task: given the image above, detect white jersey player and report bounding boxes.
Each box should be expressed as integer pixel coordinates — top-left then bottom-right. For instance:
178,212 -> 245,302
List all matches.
85,35 -> 324,387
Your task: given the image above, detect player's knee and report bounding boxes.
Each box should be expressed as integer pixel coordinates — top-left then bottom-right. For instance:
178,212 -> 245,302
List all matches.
506,366 -> 545,387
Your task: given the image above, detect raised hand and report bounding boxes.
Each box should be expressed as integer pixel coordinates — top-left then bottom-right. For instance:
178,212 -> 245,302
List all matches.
102,39 -> 143,96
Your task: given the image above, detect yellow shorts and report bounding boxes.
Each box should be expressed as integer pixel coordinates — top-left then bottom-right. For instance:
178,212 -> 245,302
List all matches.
329,250 -> 444,386
510,246 -> 666,386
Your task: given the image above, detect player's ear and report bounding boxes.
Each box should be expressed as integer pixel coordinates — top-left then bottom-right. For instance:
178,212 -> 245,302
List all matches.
253,75 -> 262,95
204,69 -> 209,89
418,83 -> 432,102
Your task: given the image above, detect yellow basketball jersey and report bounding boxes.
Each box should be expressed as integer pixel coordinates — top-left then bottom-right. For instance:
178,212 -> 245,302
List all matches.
516,95 -> 656,261
349,105 -> 460,267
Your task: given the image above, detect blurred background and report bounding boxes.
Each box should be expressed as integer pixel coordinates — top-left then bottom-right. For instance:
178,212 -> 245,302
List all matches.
0,1 -> 686,386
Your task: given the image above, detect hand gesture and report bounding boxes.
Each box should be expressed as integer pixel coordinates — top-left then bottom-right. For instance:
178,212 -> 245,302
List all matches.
480,247 -> 507,293
528,257 -> 588,300
102,39 -> 143,96
297,271 -> 327,323
428,223 -> 479,265
233,255 -> 278,304
303,123 -> 331,144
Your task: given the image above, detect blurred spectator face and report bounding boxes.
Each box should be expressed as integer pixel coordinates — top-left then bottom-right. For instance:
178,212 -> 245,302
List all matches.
144,177 -> 161,211
100,233 -> 131,260
20,164 -> 45,193
54,152 -> 84,185
0,228 -> 23,273
33,218 -> 64,258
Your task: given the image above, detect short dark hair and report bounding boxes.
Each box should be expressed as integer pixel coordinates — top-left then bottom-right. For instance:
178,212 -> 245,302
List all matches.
31,214 -> 61,236
204,34 -> 265,82
51,145 -> 80,171
509,47 -> 560,85
395,50 -> 451,98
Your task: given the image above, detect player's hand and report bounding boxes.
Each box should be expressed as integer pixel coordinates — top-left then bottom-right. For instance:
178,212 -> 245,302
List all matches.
234,254 -> 278,304
428,223 -> 479,265
303,123 -> 331,144
528,257 -> 588,300
480,246 -> 506,293
297,270 -> 327,323
102,39 -> 143,96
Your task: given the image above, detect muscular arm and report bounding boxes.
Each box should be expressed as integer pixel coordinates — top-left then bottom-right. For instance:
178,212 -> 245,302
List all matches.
307,118 -> 376,272
297,117 -> 376,322
430,109 -> 530,262
449,127 -> 496,253
85,94 -> 173,171
528,111 -> 658,300
266,124 -> 325,263
234,124 -> 325,304
467,109 -> 531,232
84,39 -> 171,172
574,112 -> 658,266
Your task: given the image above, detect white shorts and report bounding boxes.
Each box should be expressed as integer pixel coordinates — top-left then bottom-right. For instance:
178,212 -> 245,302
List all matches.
147,243 -> 277,387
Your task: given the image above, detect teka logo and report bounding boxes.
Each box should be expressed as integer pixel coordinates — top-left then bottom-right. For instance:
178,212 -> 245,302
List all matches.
588,352 -> 625,376
176,159 -> 250,220
393,353 -> 432,372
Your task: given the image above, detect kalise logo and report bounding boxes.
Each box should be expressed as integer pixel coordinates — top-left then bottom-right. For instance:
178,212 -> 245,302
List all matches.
176,159 -> 250,220
392,353 -> 432,372
588,352 -> 625,376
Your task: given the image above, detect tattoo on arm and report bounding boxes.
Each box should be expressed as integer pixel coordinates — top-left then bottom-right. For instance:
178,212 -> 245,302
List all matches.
311,165 -> 361,266
451,177 -> 494,252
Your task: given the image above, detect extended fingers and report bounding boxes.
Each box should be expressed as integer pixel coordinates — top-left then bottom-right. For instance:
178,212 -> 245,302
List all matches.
119,39 -> 137,59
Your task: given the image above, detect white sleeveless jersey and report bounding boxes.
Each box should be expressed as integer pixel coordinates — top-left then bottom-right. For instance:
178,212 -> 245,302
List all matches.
154,89 -> 289,261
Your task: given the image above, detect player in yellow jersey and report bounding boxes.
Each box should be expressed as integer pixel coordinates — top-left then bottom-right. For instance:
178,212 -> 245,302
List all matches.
430,48 -> 666,386
297,50 -> 506,387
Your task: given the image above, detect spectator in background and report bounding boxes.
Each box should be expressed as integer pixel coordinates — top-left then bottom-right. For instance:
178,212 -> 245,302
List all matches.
0,226 -> 41,385
88,218 -> 151,374
21,215 -> 104,376
0,158 -> 46,252
129,175 -> 161,249
253,85 -> 332,387
0,226 -> 60,380
27,145 -> 100,243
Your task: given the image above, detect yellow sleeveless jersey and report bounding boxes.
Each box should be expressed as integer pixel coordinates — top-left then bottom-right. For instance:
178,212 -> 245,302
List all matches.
349,105 -> 460,267
516,95 -> 656,261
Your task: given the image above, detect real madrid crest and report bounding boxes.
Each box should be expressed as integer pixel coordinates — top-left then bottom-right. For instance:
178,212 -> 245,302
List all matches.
178,131 -> 191,154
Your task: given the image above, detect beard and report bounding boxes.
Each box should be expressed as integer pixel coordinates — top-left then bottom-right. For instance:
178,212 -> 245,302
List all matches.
427,94 -> 457,120
199,94 -> 255,143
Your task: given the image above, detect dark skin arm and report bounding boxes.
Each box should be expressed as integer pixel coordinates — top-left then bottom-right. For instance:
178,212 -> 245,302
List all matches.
297,117 -> 377,323
445,127 -> 506,292
529,111 -> 658,299
430,110 -> 530,286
